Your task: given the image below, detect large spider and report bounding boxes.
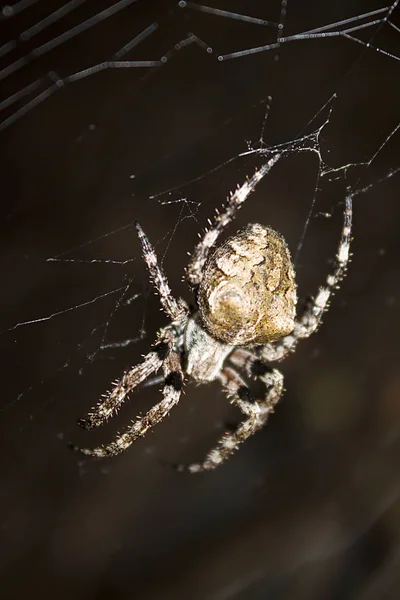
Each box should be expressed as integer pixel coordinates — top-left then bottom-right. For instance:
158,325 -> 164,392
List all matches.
74,153 -> 353,472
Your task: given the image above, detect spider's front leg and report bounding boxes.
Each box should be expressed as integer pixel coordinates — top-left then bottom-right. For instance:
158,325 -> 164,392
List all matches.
181,365 -> 283,473
78,330 -> 174,430
74,344 -> 184,458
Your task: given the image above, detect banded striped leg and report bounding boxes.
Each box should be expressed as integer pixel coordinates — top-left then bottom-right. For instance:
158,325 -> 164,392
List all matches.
229,348 -> 279,379
259,195 -> 353,363
135,222 -> 188,321
187,153 -> 281,287
78,330 -> 174,430
74,347 -> 184,457
183,366 -> 283,473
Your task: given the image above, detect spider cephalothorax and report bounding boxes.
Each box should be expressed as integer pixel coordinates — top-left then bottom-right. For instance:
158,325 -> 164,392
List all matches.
74,153 -> 353,472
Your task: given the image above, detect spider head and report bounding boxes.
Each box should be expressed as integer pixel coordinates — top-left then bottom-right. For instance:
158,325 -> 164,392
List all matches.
197,223 -> 297,346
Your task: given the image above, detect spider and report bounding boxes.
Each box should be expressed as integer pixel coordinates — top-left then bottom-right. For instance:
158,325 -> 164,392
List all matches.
73,152 -> 353,472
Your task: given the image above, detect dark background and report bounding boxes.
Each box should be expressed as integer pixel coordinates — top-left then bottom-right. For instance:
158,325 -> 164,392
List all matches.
1,1 -> 400,598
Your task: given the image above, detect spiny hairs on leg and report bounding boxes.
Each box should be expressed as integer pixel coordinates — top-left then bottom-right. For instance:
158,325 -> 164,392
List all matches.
78,331 -> 173,430
259,195 -> 353,363
180,365 -> 284,473
187,153 -> 281,287
73,348 -> 184,458
135,221 -> 188,321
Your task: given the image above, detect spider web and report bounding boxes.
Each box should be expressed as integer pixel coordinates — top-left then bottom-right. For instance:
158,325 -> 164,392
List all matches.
0,1 -> 400,598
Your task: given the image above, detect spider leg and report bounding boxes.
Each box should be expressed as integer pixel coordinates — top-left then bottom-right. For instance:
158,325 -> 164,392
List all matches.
229,348 -> 276,378
181,365 -> 283,473
259,195 -> 353,363
78,329 -> 174,430
135,221 -> 188,321
73,346 -> 184,458
187,153 -> 281,287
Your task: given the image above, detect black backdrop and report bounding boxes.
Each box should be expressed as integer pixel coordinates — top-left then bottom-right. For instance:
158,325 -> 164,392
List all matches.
1,1 -> 400,599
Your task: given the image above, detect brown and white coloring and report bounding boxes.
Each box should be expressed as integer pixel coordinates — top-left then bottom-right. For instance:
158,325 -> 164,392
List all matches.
72,153 -> 353,473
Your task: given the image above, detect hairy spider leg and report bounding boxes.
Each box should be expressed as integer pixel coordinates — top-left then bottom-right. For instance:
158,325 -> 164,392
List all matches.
78,331 -> 174,430
74,344 -> 184,457
135,221 -> 188,321
187,153 -> 281,287
73,170 -> 353,470
258,195 -> 353,363
179,365 -> 283,472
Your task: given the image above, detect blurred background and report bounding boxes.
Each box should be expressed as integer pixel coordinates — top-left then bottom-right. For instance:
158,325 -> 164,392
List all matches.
0,1 -> 400,598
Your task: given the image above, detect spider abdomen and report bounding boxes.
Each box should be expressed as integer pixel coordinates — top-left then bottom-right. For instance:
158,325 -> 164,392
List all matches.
197,223 -> 297,345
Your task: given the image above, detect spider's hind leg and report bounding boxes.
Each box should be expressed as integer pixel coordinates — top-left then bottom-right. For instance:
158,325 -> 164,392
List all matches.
187,153 -> 281,287
180,365 -> 283,473
135,222 -> 188,321
259,195 -> 353,363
